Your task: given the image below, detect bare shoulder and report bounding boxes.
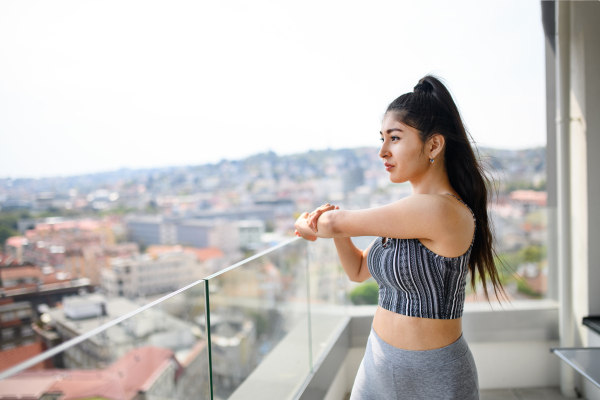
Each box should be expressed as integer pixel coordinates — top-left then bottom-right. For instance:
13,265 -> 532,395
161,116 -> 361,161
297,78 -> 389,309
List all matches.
327,193 -> 461,240
389,194 -> 462,234
417,193 -> 476,254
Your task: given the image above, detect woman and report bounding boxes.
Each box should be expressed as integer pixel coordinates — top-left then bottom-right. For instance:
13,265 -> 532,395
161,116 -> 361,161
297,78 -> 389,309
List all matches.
294,75 -> 506,400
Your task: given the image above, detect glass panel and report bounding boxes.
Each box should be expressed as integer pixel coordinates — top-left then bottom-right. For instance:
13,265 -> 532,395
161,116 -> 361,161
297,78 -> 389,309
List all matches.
466,148 -> 548,303
465,204 -> 548,302
307,237 -> 352,365
0,283 -> 210,400
206,239 -> 310,400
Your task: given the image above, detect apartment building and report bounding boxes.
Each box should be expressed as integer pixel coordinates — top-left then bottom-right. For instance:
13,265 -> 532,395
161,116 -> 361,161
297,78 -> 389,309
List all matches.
101,252 -> 204,298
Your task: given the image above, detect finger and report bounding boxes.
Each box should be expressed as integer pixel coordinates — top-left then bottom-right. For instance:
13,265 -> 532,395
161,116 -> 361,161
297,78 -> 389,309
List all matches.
309,212 -> 321,231
307,215 -> 317,232
313,211 -> 325,229
311,207 -> 334,231
314,206 -> 334,218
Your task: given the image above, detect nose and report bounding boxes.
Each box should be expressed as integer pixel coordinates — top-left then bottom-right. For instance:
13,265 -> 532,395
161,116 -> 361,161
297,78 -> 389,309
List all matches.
379,141 -> 389,159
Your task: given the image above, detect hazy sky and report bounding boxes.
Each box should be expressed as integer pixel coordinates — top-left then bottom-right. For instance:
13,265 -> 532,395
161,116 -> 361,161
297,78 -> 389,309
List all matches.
0,0 -> 546,179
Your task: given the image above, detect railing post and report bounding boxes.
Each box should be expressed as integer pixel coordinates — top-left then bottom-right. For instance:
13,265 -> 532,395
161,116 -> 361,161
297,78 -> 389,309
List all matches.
204,279 -> 214,400
305,240 -> 313,373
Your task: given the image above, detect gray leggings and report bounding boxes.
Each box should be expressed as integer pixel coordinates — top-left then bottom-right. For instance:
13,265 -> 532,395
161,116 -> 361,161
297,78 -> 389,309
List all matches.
350,325 -> 479,400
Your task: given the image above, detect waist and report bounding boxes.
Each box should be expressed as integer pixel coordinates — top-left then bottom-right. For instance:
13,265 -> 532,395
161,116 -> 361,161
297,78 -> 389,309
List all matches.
372,305 -> 463,351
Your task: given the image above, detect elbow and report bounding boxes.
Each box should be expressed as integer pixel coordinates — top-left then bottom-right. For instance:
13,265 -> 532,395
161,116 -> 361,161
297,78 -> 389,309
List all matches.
323,211 -> 343,236
349,264 -> 366,283
350,276 -> 368,283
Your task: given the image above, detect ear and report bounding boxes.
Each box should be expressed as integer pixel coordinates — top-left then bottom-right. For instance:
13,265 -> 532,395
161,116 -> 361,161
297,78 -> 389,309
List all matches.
428,134 -> 445,158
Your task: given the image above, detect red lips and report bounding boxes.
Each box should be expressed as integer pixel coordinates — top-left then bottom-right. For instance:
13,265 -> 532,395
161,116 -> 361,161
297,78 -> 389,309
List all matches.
384,163 -> 394,171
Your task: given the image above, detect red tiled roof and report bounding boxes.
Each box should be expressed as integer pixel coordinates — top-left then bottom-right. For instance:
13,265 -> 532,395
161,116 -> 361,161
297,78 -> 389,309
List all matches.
146,245 -> 224,262
509,190 -> 547,206
108,346 -> 179,397
185,247 -> 224,262
0,342 -> 46,374
32,219 -> 106,234
5,236 -> 28,248
0,266 -> 43,282
50,370 -> 126,400
0,376 -> 57,400
0,254 -> 20,267
146,245 -> 185,256
0,347 -> 181,400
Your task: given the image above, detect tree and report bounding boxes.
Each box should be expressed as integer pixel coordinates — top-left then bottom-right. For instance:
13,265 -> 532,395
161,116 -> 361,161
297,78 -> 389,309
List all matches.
350,281 -> 379,305
0,225 -> 17,247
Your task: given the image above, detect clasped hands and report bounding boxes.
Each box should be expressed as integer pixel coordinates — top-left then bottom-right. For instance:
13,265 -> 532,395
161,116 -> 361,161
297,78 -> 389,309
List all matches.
294,203 -> 339,241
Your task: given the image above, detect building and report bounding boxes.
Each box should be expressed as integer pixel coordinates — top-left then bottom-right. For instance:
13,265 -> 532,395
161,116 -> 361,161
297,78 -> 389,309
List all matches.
4,236 -> 28,264
0,300 -> 36,352
46,294 -> 201,370
125,215 -> 177,246
0,264 -> 92,311
64,242 -> 139,286
237,220 -> 265,250
146,245 -> 226,275
14,218 -> 125,273
126,215 -> 263,252
101,252 -> 204,298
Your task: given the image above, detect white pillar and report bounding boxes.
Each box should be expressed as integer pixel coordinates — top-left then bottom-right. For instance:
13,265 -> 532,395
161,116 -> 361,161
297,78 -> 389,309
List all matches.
556,1 -> 576,397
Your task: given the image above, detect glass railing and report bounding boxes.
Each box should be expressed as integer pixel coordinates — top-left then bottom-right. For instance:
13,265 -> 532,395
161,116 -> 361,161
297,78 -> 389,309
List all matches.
0,237 -> 350,400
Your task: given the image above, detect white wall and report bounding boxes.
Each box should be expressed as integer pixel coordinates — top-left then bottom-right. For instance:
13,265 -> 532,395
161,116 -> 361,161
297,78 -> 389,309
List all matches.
568,2 -> 600,398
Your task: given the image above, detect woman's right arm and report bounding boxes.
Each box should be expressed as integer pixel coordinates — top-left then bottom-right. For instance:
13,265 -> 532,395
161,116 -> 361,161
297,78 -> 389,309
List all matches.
303,203 -> 373,282
333,237 -> 374,283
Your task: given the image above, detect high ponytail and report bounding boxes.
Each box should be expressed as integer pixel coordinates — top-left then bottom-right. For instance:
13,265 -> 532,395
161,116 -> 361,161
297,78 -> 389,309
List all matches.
386,74 -> 507,302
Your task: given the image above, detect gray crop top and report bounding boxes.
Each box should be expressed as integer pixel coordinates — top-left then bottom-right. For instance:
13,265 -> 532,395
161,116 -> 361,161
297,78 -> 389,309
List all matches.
366,193 -> 476,319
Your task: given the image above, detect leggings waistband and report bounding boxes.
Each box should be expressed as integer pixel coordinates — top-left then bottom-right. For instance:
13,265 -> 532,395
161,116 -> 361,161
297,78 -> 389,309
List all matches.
368,325 -> 469,368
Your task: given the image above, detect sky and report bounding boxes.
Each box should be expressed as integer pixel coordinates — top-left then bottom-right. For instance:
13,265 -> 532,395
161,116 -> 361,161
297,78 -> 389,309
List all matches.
0,0 -> 547,179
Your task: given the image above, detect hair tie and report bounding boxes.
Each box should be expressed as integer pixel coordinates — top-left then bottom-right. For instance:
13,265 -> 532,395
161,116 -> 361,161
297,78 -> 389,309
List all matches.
413,81 -> 433,94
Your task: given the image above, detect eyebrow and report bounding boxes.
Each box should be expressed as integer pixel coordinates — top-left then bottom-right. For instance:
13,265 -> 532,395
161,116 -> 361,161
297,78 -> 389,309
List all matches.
379,128 -> 403,135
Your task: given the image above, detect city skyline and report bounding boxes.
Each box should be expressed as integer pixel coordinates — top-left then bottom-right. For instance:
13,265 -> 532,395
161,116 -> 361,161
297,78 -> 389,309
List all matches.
0,1 -> 546,179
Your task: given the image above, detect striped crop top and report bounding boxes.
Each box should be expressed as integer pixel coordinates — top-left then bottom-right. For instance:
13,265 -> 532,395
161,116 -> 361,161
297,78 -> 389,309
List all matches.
366,193 -> 476,319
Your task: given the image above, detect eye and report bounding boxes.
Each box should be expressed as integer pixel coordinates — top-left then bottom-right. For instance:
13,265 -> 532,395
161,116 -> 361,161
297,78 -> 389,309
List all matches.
379,137 -> 384,143
391,136 -> 400,141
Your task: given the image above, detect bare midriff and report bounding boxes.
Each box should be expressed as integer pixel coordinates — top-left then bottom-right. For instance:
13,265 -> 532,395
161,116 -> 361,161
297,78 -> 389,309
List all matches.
372,305 -> 463,351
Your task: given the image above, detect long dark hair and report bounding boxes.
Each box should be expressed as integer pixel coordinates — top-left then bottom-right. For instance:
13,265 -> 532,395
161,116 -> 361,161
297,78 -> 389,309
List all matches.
386,74 -> 507,302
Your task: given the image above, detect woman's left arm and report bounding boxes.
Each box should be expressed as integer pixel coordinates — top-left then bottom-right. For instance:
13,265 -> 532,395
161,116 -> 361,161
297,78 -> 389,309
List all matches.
295,194 -> 457,240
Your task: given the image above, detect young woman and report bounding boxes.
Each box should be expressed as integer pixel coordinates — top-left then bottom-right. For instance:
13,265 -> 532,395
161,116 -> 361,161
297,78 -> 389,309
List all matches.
294,75 -> 505,400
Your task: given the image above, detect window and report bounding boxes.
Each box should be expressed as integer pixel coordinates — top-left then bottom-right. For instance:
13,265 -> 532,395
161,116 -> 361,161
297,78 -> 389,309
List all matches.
21,326 -> 34,337
1,311 -> 16,322
464,148 -> 549,303
2,328 -> 14,340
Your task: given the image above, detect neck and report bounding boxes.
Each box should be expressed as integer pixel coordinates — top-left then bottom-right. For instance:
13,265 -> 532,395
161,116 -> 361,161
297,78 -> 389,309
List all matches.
410,158 -> 453,195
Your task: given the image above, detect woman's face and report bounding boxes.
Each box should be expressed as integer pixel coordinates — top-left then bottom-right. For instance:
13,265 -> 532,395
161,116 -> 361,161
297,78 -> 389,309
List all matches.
378,112 -> 430,184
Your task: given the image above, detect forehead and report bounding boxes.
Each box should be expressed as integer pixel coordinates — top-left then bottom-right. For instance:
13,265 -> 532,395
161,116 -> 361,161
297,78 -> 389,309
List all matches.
380,113 -> 417,134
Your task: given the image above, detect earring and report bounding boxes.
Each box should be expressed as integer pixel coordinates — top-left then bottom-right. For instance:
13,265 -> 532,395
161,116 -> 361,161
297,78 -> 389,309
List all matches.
430,158 -> 434,163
